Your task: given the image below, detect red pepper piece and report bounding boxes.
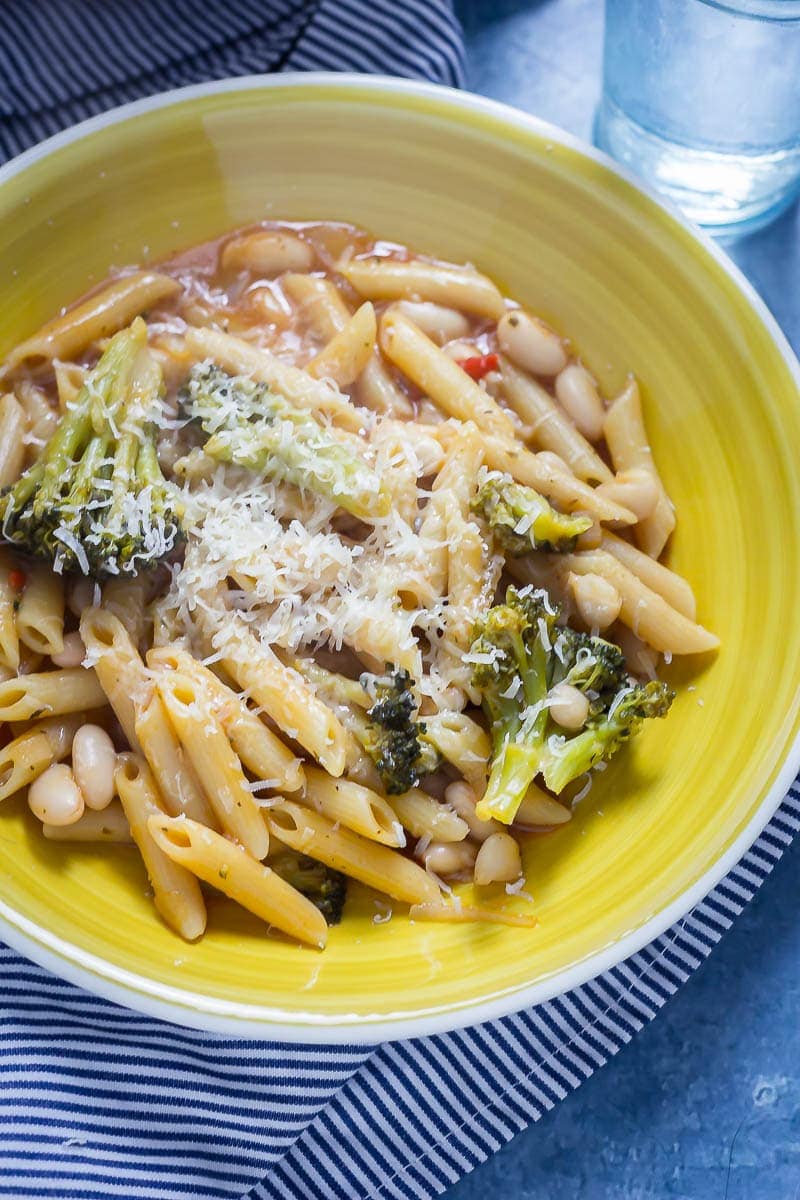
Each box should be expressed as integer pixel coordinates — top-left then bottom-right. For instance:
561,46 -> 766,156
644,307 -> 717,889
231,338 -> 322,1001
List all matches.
8,569 -> 26,592
459,353 -> 499,381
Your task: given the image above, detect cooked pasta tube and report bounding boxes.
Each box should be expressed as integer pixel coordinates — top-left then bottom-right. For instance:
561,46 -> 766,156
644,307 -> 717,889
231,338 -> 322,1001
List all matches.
445,499 -> 489,651
102,575 -> 150,648
54,360 -> 88,410
302,766 -> 405,847
80,607 -> 149,749
601,531 -> 696,619
0,393 -> 28,486
558,550 -> 719,655
14,382 -> 59,450
16,563 -> 64,657
266,800 -> 440,905
148,813 -> 328,949
380,309 -> 518,441
0,668 -> 106,722
183,326 -> 366,433
479,433 -> 636,525
217,622 -> 349,777
422,711 -> 492,791
134,690 -> 217,826
157,671 -> 269,860
0,730 -> 54,803
306,302 -> 376,387
499,356 -> 613,484
340,258 -> 505,319
115,755 -> 207,941
0,713 -> 84,802
147,646 -> 303,792
43,802 -> 132,843
2,272 -> 181,374
389,789 -> 469,843
604,378 -> 675,557
0,552 -> 21,671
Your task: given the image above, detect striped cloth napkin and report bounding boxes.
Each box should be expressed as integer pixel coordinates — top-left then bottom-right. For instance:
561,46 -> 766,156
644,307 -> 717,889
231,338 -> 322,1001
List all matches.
1,4 -> 799,1197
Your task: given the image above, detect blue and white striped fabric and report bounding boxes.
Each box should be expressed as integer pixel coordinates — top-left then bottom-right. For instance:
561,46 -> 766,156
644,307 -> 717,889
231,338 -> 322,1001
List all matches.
0,5 -> 798,1199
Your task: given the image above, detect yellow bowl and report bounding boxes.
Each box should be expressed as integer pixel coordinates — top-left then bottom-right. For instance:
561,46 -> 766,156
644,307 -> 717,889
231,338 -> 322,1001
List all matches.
1,76 -> 799,1041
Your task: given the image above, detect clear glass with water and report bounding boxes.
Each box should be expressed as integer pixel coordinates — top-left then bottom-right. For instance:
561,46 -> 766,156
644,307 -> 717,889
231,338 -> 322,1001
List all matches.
595,0 -> 800,234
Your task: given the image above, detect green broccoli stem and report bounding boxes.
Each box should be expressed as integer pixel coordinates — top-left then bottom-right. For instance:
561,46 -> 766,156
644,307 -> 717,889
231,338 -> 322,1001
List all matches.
541,725 -> 618,794
189,364 -> 389,520
477,738 -> 545,824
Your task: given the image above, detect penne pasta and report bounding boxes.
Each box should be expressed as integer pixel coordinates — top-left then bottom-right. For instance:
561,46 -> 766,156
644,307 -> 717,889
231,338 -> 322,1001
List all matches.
604,377 -> 676,557
558,550 -> 719,654
601,531 -> 697,619
216,621 -> 349,778
0,668 -> 106,722
0,713 -> 84,803
146,646 -> 304,792
266,800 -> 440,905
380,309 -> 518,441
389,789 -> 469,843
134,689 -> 217,826
423,711 -> 492,790
16,563 -> 64,657
148,813 -> 328,948
43,801 -> 132,843
302,765 -> 406,847
80,607 -> 149,749
499,356 -> 613,484
0,393 -> 28,486
115,755 -> 207,941
2,272 -> 181,374
306,301 -> 376,388
0,552 -> 21,671
340,257 -> 505,319
156,670 -> 270,860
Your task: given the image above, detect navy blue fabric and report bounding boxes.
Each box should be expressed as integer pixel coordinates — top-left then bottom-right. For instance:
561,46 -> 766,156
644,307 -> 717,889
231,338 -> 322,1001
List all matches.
1,5 -> 798,1199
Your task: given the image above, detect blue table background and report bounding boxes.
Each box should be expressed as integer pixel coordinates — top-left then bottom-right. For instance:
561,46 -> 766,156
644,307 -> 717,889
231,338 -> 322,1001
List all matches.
447,2 -> 800,1197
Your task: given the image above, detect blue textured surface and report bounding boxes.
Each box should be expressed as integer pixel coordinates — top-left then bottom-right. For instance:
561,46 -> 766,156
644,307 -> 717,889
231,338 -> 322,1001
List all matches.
448,2 -> 800,1197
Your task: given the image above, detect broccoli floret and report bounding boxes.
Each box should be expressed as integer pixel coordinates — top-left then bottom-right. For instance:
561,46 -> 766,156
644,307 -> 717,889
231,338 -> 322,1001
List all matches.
292,659 -> 439,795
184,362 -> 390,520
473,472 -> 592,554
471,586 -> 558,824
469,587 -> 674,821
541,680 -> 674,794
269,850 -> 347,924
0,319 -> 181,577
550,627 -> 628,714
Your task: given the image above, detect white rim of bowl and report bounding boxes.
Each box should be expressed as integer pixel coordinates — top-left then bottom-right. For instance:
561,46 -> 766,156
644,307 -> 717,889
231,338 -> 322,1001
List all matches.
1,73 -> 798,1043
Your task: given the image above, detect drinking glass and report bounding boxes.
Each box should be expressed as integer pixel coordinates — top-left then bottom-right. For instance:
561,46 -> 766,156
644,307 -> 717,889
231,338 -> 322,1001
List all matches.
595,0 -> 800,234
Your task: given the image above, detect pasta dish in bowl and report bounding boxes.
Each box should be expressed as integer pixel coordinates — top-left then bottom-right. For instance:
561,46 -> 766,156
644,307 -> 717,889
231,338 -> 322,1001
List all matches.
0,76 -> 796,1038
0,221 -> 720,950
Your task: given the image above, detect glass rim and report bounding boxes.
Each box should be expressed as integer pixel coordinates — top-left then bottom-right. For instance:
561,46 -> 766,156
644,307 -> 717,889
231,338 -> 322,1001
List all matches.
698,0 -> 800,19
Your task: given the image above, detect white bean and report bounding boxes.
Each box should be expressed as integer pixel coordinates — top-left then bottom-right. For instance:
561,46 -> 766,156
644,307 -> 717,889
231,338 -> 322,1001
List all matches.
423,840 -> 477,878
221,231 -> 314,277
595,469 -> 659,521
547,682 -> 590,731
394,301 -> 471,345
474,832 -> 522,886
50,631 -> 85,669
67,578 -> 95,619
444,781 -> 500,843
555,364 -> 605,442
28,763 -> 84,826
569,571 -> 623,632
498,310 -> 568,376
71,724 -> 116,811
